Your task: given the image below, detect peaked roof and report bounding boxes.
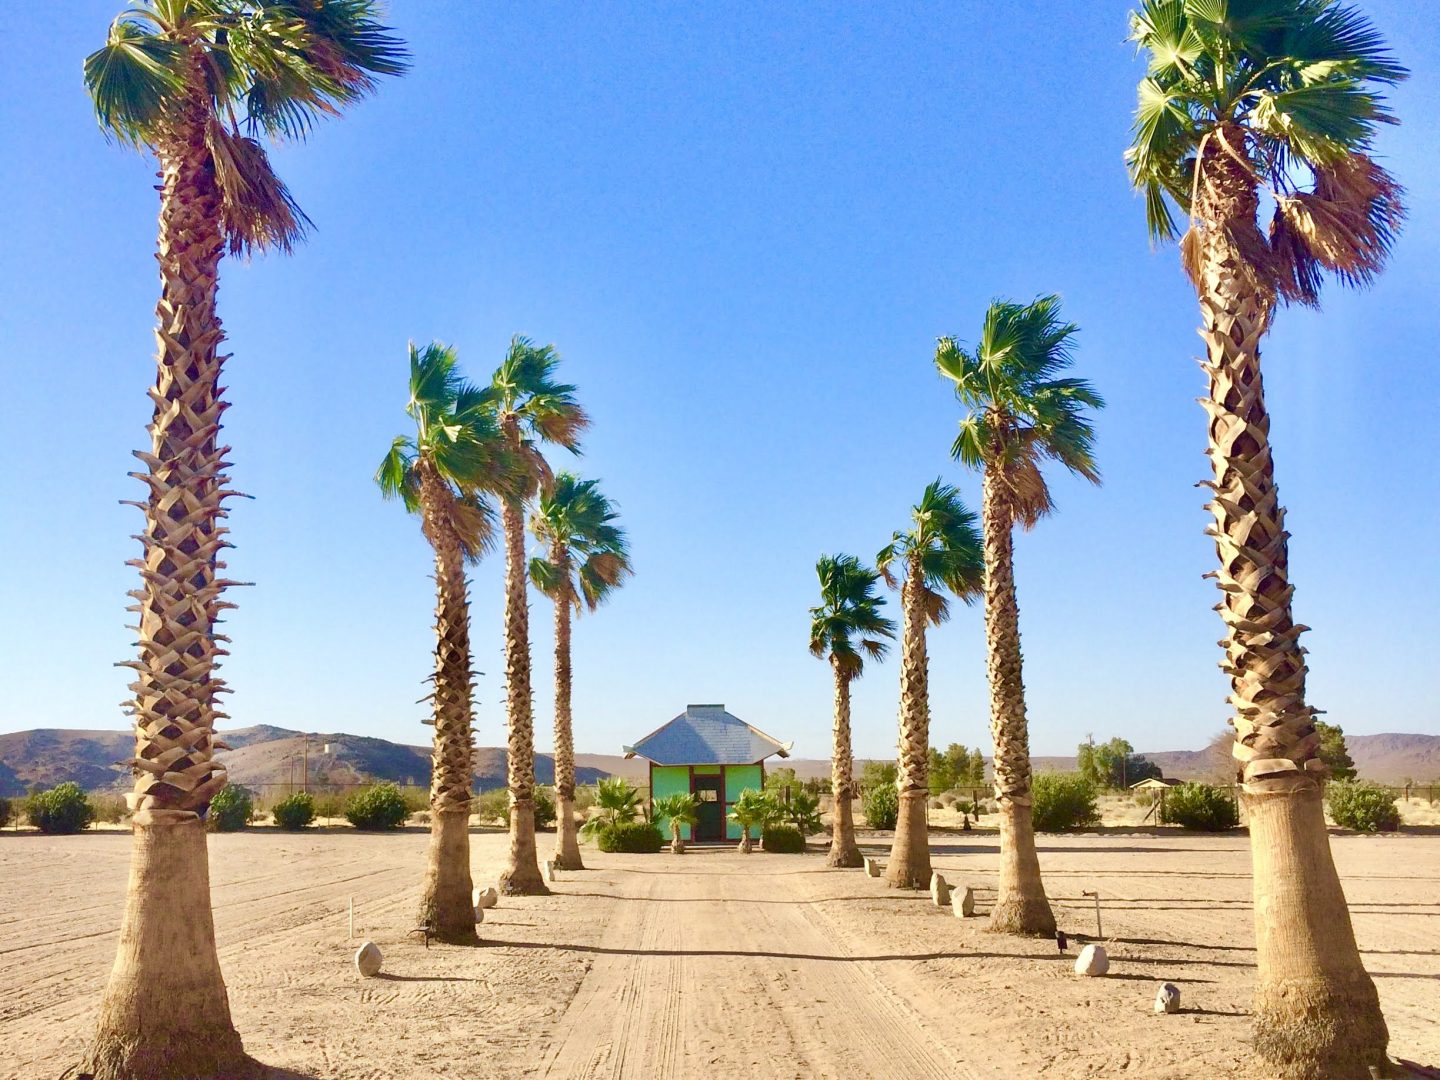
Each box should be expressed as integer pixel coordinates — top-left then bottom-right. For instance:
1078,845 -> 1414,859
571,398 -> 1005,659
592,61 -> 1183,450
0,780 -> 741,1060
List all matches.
623,704 -> 792,766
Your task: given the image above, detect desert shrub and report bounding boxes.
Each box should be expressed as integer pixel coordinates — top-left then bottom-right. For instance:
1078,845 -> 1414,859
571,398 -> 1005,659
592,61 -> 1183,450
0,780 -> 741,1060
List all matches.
345,782 -> 410,831
572,784 -> 597,812
761,825 -> 806,853
927,797 -> 943,810
534,788 -> 557,830
474,788 -> 509,824
311,793 -> 345,822
28,783 -> 95,834
1158,783 -> 1238,831
861,782 -> 899,830
1030,774 -> 1099,832
1327,780 -> 1400,834
937,792 -> 959,809
401,787 -> 430,815
597,820 -> 664,853
271,792 -> 316,831
778,789 -> 823,835
0,796 -> 11,828
207,784 -> 253,832
90,794 -> 129,825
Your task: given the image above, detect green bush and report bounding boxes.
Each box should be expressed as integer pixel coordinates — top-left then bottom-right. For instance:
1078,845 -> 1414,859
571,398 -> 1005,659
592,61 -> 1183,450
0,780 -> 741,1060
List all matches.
761,825 -> 806,853
861,782 -> 899,830
91,794 -> 129,825
206,784 -> 253,832
597,820 -> 664,853
345,782 -> 410,831
28,783 -> 95,834
1030,774 -> 1099,832
534,788 -> 557,830
311,793 -> 345,822
1327,780 -> 1400,833
782,789 -> 823,835
473,788 -> 509,824
272,792 -> 316,831
0,796 -> 13,828
1159,782 -> 1239,831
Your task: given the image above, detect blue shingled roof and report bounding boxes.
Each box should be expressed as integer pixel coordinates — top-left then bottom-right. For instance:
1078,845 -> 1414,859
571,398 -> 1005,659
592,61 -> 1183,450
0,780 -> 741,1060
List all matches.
624,704 -> 792,766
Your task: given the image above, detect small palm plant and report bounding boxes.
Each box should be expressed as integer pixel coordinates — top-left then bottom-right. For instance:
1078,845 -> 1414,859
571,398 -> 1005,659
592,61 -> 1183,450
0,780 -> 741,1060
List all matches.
877,481 -> 984,889
728,790 -> 772,854
784,789 -> 824,837
936,294 -> 1103,936
652,793 -> 700,854
579,778 -> 643,841
530,474 -> 632,871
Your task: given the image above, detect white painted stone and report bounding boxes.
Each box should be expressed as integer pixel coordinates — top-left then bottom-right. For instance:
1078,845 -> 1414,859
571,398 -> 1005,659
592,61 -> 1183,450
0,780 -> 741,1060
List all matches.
1154,982 -> 1181,1014
544,860 -> 556,882
473,904 -> 486,924
960,886 -> 976,917
354,941 -> 383,978
930,872 -> 950,907
473,887 -> 498,910
864,857 -> 882,878
1074,944 -> 1109,977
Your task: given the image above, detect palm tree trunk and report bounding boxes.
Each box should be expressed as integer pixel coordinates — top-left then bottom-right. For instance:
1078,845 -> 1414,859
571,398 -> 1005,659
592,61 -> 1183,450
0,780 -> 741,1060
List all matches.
551,547 -> 585,870
886,561 -> 931,889
827,662 -> 863,868
497,495 -> 548,894
83,72 -> 249,1079
1196,139 -> 1385,1074
982,467 -> 1055,936
416,464 -> 478,944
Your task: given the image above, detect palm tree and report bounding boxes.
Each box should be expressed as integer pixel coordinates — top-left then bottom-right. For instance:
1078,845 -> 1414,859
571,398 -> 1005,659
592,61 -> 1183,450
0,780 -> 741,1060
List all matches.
936,295 -> 1104,936
81,5 -> 403,1076
377,343 -> 509,945
579,777 -> 644,840
652,792 -> 699,854
488,336 -> 589,894
1126,3 -> 1404,1073
529,473 -> 633,870
728,789 -> 771,854
809,554 -> 896,868
876,481 -> 983,888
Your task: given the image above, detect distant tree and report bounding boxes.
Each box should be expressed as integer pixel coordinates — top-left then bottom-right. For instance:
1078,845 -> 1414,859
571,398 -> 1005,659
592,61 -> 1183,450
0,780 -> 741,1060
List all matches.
1316,721 -> 1358,781
1078,736 -> 1161,790
764,767 -> 800,795
861,760 -> 898,790
966,748 -> 987,787
929,743 -> 986,793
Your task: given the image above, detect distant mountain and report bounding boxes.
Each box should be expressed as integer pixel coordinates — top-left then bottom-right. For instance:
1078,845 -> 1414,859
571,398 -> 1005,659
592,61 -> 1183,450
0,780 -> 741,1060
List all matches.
0,724 -> 611,796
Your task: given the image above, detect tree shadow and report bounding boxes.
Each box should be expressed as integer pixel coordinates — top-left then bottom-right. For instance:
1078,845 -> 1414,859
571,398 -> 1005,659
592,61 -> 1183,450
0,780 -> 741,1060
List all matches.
373,972 -> 481,983
556,891 -> 929,905
498,940 -> 1050,964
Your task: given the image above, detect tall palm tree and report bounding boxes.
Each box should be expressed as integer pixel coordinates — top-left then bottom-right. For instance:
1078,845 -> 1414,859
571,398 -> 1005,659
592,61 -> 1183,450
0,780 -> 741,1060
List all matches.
81,5 -> 403,1076
489,337 -> 589,894
1126,3 -> 1404,1074
809,554 -> 896,868
936,295 -> 1104,936
875,481 -> 983,888
377,343 -> 509,945
529,472 -> 633,870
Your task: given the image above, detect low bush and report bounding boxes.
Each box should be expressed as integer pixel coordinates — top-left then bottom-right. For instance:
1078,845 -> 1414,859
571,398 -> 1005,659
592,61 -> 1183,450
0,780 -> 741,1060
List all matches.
1159,782 -> 1238,831
474,788 -> 509,825
345,783 -> 410,831
271,792 -> 316,831
28,783 -> 95,834
597,820 -> 664,853
207,785 -> 253,832
534,788 -> 557,830
1327,780 -> 1400,834
927,797 -> 944,810
311,794 -> 345,822
861,783 -> 899,830
1030,774 -> 1099,832
401,787 -> 430,815
0,796 -> 13,828
91,794 -> 129,825
761,825 -> 806,853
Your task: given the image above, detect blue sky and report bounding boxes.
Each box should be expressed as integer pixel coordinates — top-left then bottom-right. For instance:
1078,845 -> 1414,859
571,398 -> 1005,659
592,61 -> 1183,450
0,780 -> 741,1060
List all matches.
1,2 -> 1435,764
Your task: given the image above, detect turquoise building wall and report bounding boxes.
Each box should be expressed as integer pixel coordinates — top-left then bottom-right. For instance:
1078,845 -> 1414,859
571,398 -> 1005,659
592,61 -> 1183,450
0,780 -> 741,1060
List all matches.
725,764 -> 763,840
651,765 -> 693,841
644,762 -> 767,841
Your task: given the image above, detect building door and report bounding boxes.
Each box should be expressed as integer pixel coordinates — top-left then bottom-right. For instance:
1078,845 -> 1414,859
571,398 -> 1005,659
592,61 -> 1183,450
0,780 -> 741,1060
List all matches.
693,773 -> 723,840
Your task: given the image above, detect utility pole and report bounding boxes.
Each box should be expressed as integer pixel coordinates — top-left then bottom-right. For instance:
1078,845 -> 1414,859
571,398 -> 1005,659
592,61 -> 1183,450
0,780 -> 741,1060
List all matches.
302,734 -> 310,793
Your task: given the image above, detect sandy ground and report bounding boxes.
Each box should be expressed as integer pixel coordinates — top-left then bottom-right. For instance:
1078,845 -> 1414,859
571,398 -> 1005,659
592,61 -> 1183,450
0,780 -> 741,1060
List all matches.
1,828 -> 1437,1079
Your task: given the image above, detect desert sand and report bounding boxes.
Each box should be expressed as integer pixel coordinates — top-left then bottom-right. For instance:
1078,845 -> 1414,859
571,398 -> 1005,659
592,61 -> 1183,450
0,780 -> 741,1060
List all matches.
1,828 -> 1436,1078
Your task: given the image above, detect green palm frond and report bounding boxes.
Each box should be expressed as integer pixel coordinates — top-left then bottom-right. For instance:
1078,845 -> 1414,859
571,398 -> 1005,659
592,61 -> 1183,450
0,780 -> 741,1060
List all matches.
1125,0 -> 1406,301
529,472 -> 633,613
810,554 -> 895,679
878,480 -> 984,621
937,296 -> 1103,526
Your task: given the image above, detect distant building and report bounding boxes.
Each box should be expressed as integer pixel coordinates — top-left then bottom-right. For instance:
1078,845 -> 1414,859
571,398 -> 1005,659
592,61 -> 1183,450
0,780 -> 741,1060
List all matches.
623,704 -> 792,842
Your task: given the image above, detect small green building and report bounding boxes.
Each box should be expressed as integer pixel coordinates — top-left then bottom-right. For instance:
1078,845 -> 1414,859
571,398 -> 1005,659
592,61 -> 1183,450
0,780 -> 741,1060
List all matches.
623,704 -> 793,842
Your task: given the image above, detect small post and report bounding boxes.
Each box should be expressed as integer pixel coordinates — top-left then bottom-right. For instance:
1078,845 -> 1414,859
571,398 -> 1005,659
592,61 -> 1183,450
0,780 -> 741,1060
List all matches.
1081,889 -> 1102,939
349,896 -> 354,941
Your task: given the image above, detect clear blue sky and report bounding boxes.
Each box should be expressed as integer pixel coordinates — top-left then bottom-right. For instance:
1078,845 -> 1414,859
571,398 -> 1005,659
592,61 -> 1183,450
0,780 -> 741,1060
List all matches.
1,3 -> 1435,762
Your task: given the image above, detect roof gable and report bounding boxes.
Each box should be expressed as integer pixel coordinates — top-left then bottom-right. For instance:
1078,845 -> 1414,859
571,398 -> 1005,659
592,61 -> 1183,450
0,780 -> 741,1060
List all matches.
624,704 -> 791,766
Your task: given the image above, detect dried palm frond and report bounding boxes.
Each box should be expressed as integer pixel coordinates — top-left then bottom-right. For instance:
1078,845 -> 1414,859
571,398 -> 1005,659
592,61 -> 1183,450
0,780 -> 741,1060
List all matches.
206,118 -> 311,255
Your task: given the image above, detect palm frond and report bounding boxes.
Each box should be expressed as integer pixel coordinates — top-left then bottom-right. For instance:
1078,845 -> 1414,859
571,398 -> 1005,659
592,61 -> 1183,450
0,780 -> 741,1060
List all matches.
84,19 -> 186,145
205,118 -> 311,254
811,553 -> 895,677
374,435 -> 419,512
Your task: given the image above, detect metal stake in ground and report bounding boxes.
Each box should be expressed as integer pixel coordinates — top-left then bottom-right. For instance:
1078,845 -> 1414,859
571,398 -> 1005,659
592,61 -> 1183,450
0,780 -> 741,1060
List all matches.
1081,890 -> 1102,940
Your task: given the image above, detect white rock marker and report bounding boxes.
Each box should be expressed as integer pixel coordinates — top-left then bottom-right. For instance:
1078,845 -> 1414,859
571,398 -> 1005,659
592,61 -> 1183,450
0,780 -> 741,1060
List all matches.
473,903 -> 486,924
354,941 -> 383,978
1074,943 -> 1109,977
864,857 -> 882,878
1154,982 -> 1181,1014
473,886 -> 498,910
544,860 -> 557,883
959,886 -> 976,917
930,872 -> 950,907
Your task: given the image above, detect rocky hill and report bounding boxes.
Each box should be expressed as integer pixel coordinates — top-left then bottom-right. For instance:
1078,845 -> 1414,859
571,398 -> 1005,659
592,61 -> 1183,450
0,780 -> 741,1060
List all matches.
0,725 -> 610,796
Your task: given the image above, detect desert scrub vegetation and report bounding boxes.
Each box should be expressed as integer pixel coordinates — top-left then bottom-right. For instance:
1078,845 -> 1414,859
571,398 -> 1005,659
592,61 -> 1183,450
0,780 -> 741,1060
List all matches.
761,824 -> 806,853
90,794 -> 129,825
1030,774 -> 1099,832
345,783 -> 410,831
1327,780 -> 1400,834
1159,783 -> 1239,831
596,819 -> 665,852
271,792 -> 316,831
0,795 -> 11,828
862,782 -> 899,830
28,783 -> 96,834
207,785 -> 254,832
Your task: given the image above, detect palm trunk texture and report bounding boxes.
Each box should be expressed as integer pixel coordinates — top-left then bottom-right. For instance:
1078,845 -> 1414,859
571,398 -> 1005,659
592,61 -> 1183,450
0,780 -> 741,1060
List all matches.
982,468 -> 1055,936
498,495 -> 548,895
83,71 -> 249,1079
886,561 -> 932,889
827,661 -> 863,868
416,464 -> 478,944
1196,130 -> 1385,1078
551,546 -> 585,870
